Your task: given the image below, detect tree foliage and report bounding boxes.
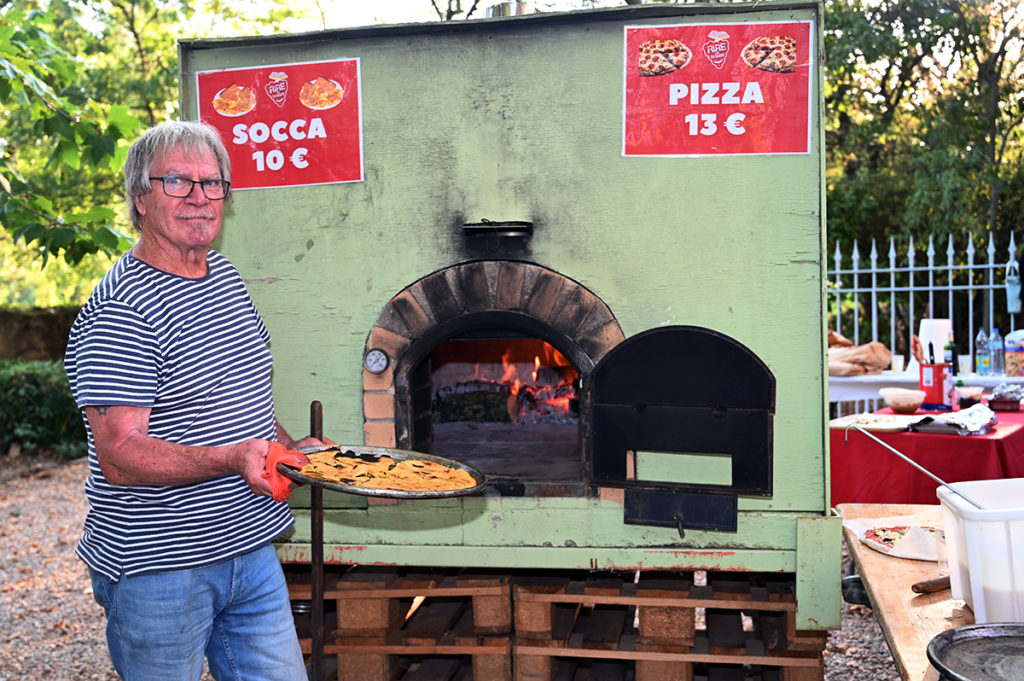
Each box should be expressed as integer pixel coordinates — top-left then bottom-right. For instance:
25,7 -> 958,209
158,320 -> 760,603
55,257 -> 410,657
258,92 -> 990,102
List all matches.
0,0 -> 309,282
825,0 -> 1024,248
0,4 -> 140,266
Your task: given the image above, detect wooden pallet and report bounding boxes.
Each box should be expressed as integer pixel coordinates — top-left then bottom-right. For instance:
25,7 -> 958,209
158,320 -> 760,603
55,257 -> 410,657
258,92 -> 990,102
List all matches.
289,567 -> 513,681
286,567 -> 827,681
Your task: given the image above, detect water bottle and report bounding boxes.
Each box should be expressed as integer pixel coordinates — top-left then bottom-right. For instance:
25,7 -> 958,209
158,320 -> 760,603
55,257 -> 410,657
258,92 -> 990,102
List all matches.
976,328 -> 990,375
990,328 -> 1005,375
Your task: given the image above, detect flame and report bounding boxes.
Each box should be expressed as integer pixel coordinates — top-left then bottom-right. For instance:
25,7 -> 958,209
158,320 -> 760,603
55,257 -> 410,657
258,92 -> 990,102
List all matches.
501,350 -> 521,395
443,340 -> 577,420
548,396 -> 572,412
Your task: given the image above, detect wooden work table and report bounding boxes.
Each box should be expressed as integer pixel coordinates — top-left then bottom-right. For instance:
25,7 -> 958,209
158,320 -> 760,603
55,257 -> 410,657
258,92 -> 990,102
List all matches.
837,503 -> 974,681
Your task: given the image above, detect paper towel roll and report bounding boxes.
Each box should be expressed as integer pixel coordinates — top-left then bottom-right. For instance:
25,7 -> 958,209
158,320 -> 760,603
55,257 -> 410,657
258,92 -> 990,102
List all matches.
919,318 -> 953,363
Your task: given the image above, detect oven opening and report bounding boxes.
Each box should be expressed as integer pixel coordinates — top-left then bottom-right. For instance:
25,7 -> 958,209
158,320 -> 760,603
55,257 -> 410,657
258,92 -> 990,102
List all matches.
416,334 -> 584,495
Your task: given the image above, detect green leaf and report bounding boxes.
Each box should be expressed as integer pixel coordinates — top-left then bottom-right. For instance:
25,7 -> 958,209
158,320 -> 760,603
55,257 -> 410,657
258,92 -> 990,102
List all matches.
67,206 -> 117,223
57,141 -> 81,169
107,105 -> 142,138
47,227 -> 77,248
43,114 -> 75,139
92,224 -> 122,250
14,222 -> 46,246
88,135 -> 117,167
34,195 -> 54,213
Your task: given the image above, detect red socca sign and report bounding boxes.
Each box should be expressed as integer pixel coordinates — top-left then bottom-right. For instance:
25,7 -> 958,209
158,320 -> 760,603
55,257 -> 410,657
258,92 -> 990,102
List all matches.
196,59 -> 363,189
623,22 -> 813,156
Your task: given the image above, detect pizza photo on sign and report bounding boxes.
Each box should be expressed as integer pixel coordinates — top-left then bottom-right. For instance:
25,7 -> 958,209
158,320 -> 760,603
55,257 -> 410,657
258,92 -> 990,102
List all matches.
212,84 -> 257,116
741,35 -> 798,73
638,39 -> 692,77
299,76 -> 344,110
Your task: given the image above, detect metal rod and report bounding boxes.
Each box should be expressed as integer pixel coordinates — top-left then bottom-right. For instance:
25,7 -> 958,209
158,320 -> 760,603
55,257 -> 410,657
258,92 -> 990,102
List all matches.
309,401 -> 324,681
843,424 -> 985,509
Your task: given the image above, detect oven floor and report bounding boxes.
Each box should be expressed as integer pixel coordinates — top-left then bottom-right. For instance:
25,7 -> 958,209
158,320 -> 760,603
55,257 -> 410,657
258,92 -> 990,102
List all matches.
432,422 -> 581,482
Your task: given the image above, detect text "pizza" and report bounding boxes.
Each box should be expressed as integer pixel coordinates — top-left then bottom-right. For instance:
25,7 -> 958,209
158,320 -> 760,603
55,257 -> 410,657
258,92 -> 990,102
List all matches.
668,82 -> 765,106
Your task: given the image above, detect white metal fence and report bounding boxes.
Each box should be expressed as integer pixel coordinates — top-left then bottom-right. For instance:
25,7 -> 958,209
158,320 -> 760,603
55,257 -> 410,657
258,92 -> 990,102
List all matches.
828,233 -> 1022,363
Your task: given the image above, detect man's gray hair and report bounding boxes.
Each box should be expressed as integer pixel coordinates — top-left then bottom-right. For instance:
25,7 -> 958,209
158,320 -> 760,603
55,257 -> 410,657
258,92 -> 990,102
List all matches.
124,121 -> 232,229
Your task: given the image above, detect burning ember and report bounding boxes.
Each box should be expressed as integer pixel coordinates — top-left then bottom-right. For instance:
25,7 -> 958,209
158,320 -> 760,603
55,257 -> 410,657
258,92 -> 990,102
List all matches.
431,339 -> 578,424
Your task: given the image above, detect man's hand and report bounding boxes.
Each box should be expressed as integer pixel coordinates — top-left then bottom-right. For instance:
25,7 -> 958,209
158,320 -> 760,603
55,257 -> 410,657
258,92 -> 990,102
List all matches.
231,439 -> 277,497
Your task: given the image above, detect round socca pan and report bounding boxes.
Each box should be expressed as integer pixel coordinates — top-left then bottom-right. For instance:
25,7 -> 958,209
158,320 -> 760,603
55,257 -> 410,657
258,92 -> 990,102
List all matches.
277,445 -> 487,499
927,623 -> 1024,681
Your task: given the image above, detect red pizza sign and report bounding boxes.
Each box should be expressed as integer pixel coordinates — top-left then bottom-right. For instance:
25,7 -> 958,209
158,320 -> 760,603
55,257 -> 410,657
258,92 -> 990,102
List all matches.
196,59 -> 363,189
623,22 -> 813,156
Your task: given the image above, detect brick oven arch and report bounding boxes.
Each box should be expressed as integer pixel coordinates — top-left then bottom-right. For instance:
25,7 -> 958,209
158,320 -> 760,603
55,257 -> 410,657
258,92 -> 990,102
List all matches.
361,261 -> 625,448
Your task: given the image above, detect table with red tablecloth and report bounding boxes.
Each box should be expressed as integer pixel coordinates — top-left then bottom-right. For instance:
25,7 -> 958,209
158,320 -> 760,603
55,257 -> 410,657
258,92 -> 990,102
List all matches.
830,408 -> 1024,506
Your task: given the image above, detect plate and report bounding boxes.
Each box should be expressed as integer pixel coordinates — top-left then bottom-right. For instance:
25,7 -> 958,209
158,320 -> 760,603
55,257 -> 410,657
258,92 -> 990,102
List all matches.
829,413 -> 925,432
277,445 -> 487,499
212,86 -> 256,117
927,623 -> 1024,681
299,78 -> 343,110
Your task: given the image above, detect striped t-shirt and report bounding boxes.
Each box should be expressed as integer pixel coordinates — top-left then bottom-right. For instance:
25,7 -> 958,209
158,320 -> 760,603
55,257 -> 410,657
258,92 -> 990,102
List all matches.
64,250 -> 294,580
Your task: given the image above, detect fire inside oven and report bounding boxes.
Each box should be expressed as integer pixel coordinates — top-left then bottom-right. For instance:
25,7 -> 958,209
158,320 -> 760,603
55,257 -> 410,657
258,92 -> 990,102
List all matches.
411,333 -> 585,495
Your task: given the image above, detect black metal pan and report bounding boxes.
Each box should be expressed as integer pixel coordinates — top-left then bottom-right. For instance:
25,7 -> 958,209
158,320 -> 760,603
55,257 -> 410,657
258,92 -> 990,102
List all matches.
277,444 -> 487,499
927,623 -> 1024,681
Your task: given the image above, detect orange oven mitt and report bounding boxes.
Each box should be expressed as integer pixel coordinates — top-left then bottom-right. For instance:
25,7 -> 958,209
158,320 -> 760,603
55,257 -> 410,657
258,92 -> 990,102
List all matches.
263,441 -> 308,502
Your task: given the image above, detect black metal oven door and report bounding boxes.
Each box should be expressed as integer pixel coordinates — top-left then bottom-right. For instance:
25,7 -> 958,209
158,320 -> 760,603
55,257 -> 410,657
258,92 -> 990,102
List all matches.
584,325 -> 775,531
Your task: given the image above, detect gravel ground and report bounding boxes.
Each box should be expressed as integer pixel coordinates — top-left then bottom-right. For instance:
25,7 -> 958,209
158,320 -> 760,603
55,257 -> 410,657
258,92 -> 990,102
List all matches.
1,456 -> 118,681
0,454 -> 900,681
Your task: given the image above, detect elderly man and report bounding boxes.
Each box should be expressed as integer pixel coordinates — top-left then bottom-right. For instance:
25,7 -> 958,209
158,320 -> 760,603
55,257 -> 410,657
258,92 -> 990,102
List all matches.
65,120 -> 323,680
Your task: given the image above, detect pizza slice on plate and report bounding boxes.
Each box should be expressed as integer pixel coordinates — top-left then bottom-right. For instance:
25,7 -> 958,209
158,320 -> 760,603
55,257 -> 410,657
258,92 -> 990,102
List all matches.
861,525 -> 944,554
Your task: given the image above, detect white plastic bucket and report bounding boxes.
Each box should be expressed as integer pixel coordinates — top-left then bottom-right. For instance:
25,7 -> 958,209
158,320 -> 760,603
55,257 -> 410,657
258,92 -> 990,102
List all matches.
938,478 -> 1024,623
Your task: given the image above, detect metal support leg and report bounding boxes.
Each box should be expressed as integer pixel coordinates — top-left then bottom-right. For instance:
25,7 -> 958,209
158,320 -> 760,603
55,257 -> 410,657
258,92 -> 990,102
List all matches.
309,401 -> 324,681
310,486 -> 324,681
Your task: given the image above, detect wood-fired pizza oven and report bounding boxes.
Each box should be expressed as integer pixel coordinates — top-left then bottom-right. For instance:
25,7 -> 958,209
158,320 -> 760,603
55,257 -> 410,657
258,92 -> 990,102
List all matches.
361,260 -> 774,532
180,2 -> 839,646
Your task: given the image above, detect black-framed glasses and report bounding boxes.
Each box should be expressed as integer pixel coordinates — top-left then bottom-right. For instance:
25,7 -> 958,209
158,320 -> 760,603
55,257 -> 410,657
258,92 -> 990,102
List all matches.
149,176 -> 230,200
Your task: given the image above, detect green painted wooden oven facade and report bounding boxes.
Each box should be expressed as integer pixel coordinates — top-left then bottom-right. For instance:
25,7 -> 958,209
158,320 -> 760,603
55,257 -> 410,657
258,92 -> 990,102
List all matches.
179,1 -> 838,630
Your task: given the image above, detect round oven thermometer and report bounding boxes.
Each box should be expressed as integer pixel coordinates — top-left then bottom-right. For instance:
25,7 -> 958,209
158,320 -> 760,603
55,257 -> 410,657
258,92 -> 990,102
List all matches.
364,348 -> 389,374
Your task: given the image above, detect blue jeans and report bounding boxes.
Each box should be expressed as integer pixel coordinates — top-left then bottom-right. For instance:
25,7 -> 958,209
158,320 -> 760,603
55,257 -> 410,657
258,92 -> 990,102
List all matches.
89,544 -> 306,681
